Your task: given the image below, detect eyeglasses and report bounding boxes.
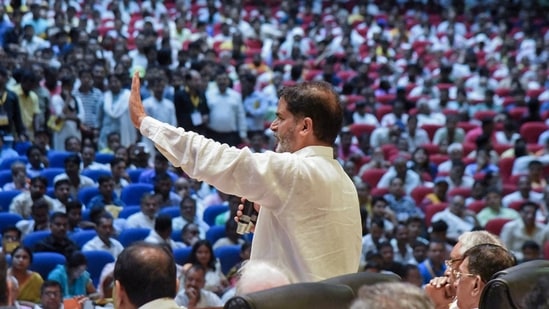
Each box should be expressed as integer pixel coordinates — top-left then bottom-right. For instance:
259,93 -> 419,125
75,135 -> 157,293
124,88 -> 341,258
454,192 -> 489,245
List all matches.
444,258 -> 463,270
454,271 -> 477,281
43,291 -> 61,297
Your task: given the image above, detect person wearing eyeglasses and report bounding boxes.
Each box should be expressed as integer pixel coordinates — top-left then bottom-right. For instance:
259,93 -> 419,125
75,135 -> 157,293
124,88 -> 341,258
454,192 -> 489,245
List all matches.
452,244 -> 515,309
424,231 -> 504,309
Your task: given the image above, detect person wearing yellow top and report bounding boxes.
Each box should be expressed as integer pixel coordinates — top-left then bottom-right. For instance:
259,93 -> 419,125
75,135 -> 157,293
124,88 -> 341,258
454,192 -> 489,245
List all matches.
12,71 -> 40,140
8,246 -> 43,304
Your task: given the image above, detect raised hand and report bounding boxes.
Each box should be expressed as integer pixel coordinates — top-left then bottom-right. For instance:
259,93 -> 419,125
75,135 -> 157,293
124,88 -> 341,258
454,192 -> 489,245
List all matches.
129,71 -> 147,128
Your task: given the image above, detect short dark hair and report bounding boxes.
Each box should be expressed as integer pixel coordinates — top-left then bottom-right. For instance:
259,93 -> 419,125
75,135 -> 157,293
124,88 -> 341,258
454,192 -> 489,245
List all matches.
65,201 -> 83,213
463,244 -> 516,283
40,280 -> 62,295
2,226 -> 21,240
30,176 -> 48,187
50,212 -> 68,223
26,144 -> 44,157
31,198 -> 50,211
97,175 -> 114,186
66,251 -> 87,269
114,242 -> 177,307
64,154 -> 81,165
154,214 -> 172,233
520,201 -> 539,212
278,81 -> 343,144
54,178 -> 71,189
110,157 -> 126,166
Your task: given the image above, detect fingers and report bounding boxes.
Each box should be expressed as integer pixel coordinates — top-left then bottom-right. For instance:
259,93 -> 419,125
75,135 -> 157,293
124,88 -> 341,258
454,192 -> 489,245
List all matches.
132,71 -> 141,92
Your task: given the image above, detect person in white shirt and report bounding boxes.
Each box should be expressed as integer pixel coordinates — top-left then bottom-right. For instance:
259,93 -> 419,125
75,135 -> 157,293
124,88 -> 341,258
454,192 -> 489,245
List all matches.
502,175 -> 544,208
175,264 -> 224,308
125,193 -> 158,230
144,214 -> 183,250
82,213 -> 124,259
431,195 -> 478,243
352,101 -> 380,127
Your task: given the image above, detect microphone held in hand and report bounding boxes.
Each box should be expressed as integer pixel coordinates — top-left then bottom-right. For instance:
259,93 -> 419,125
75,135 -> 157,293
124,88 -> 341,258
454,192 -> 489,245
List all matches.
237,200 -> 258,234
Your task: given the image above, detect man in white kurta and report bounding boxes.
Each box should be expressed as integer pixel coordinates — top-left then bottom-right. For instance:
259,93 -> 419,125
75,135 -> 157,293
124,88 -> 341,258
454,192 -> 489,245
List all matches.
130,72 -> 361,283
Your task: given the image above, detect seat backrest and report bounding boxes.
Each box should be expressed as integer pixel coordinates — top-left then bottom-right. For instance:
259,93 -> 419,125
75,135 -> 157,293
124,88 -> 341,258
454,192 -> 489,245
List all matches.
0,213 -> 23,227
173,247 -> 192,265
320,271 -> 400,295
203,204 -> 229,226
127,168 -> 146,183
82,250 -> 115,288
120,183 -> 154,205
22,231 -> 51,248
479,260 -> 549,309
39,168 -> 66,187
0,170 -> 13,188
0,190 -> 21,212
206,225 -> 226,245
214,245 -> 241,275
118,205 -> 141,219
30,252 -> 66,279
47,151 -> 74,168
224,282 -> 355,309
0,156 -> 28,170
158,206 -> 181,218
69,230 -> 97,249
81,169 -> 112,182
484,218 -> 514,237
77,186 -> 100,207
117,228 -> 150,247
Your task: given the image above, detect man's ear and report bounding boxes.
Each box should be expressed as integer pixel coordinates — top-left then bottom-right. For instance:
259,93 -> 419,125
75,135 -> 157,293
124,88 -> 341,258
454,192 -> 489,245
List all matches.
471,277 -> 484,297
301,117 -> 313,134
114,280 -> 129,309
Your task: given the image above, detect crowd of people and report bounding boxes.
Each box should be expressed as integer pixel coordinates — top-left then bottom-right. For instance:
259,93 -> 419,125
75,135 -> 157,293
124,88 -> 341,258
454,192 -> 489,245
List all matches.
1,0 -> 549,308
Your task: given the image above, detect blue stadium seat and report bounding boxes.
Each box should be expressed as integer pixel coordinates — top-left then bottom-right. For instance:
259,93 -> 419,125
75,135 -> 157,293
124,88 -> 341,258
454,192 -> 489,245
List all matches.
77,186 -> 100,207
158,206 -> 180,218
214,245 -> 242,275
95,153 -> 115,165
118,206 -> 141,219
81,169 -> 112,182
205,225 -> 226,245
120,183 -> 153,205
203,204 -> 229,226
0,170 -> 13,187
0,213 -> 23,227
117,228 -> 150,247
69,230 -> 97,249
0,156 -> 28,170
22,231 -> 51,248
14,141 -> 32,156
47,151 -> 74,168
30,252 -> 66,279
39,168 -> 65,188
0,190 -> 21,212
82,250 -> 115,288
127,168 -> 146,183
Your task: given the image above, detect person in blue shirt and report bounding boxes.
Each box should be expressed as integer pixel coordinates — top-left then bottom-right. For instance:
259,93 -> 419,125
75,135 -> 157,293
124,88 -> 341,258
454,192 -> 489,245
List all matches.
88,175 -> 126,210
417,240 -> 447,285
47,251 -> 98,299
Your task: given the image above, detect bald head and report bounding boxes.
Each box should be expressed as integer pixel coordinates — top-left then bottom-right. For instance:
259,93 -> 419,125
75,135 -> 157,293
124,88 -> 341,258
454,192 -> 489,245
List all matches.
114,243 -> 177,308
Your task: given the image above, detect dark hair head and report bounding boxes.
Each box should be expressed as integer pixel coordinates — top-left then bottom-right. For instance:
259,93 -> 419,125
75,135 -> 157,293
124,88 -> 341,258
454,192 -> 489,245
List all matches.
187,240 -> 216,270
26,145 -> 44,157
65,201 -> 83,213
278,81 -> 343,144
32,198 -> 50,211
30,176 -> 48,187
463,244 -> 516,283
40,280 -> 62,295
114,242 -> 177,307
2,226 -> 21,240
66,251 -> 87,269
50,212 -> 68,223
97,175 -> 114,186
520,201 -> 539,212
64,154 -> 81,165
154,214 -> 172,233
54,178 -> 71,189
12,246 -> 34,263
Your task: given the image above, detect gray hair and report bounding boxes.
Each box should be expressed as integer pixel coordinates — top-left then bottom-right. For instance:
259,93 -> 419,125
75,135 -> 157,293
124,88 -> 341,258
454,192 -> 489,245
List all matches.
350,282 -> 434,309
236,260 -> 291,295
458,231 -> 504,255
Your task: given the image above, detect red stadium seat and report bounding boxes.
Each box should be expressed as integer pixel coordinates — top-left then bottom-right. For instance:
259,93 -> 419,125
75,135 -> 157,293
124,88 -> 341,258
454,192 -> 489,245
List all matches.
468,200 -> 487,213
421,124 -> 442,141
425,203 -> 448,226
448,187 -> 472,198
349,124 -> 377,139
411,186 -> 434,205
484,218 -> 513,236
520,122 -> 549,144
360,168 -> 387,187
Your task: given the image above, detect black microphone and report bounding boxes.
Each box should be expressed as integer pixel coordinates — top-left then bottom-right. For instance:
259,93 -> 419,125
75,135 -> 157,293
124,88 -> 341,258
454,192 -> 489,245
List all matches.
236,200 -> 257,235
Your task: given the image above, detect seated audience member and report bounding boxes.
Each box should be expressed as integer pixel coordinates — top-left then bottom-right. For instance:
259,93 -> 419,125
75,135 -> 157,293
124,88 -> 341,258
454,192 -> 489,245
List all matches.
1,227 -> 21,256
144,215 -> 183,250
180,223 -> 201,247
34,280 -> 63,309
137,152 -> 178,184
410,241 -> 428,264
361,218 -> 387,268
47,251 -> 98,299
82,213 -> 124,259
477,187 -> 520,227
99,132 -> 121,154
174,264 -> 224,308
431,195 -> 478,243
109,157 -> 129,196
87,175 -> 126,210
452,244 -> 515,309
33,212 -> 79,258
225,242 -> 252,287
81,144 -> 109,171
213,219 -> 245,249
377,156 -> 422,195
125,193 -> 159,229
3,161 -> 29,191
402,264 -> 423,288
336,128 -> 365,163
433,115 -> 465,154
401,115 -> 430,152
465,180 -> 487,207
502,175 -> 544,208
464,148 -> 499,177
446,161 -> 474,190
52,155 -> 95,200
8,246 -> 43,304
63,136 -> 82,154
407,216 -> 429,247
127,142 -> 151,169
421,178 -> 449,210
182,240 -> 229,296
390,224 -> 415,265
16,198 -> 50,238
25,145 -> 47,178
500,201 -> 549,261
66,201 -> 94,234
350,282 -> 434,309
9,176 -> 55,219
152,173 -> 182,208
366,196 -> 396,237
172,197 -> 209,239
429,221 -> 454,253
384,177 -> 424,222
50,179 -> 72,213
520,240 -> 542,263
526,160 -> 547,190
437,143 -> 464,174
417,240 -> 447,285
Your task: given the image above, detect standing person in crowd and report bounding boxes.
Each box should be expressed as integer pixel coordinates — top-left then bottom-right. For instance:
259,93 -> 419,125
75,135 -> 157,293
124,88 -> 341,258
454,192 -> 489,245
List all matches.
205,69 -> 248,147
74,69 -> 103,144
13,69 -> 40,141
0,66 -> 27,141
49,75 -> 84,151
173,70 -> 210,136
113,243 -> 181,309
130,72 -> 361,282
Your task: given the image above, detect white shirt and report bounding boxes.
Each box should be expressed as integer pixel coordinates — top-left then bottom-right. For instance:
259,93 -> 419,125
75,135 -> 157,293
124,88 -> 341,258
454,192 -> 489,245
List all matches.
125,212 -> 155,229
500,219 -> 549,260
502,191 -> 544,209
82,235 -> 124,258
431,209 -> 475,241
144,230 -> 184,250
140,116 -> 361,283
205,87 -> 247,138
